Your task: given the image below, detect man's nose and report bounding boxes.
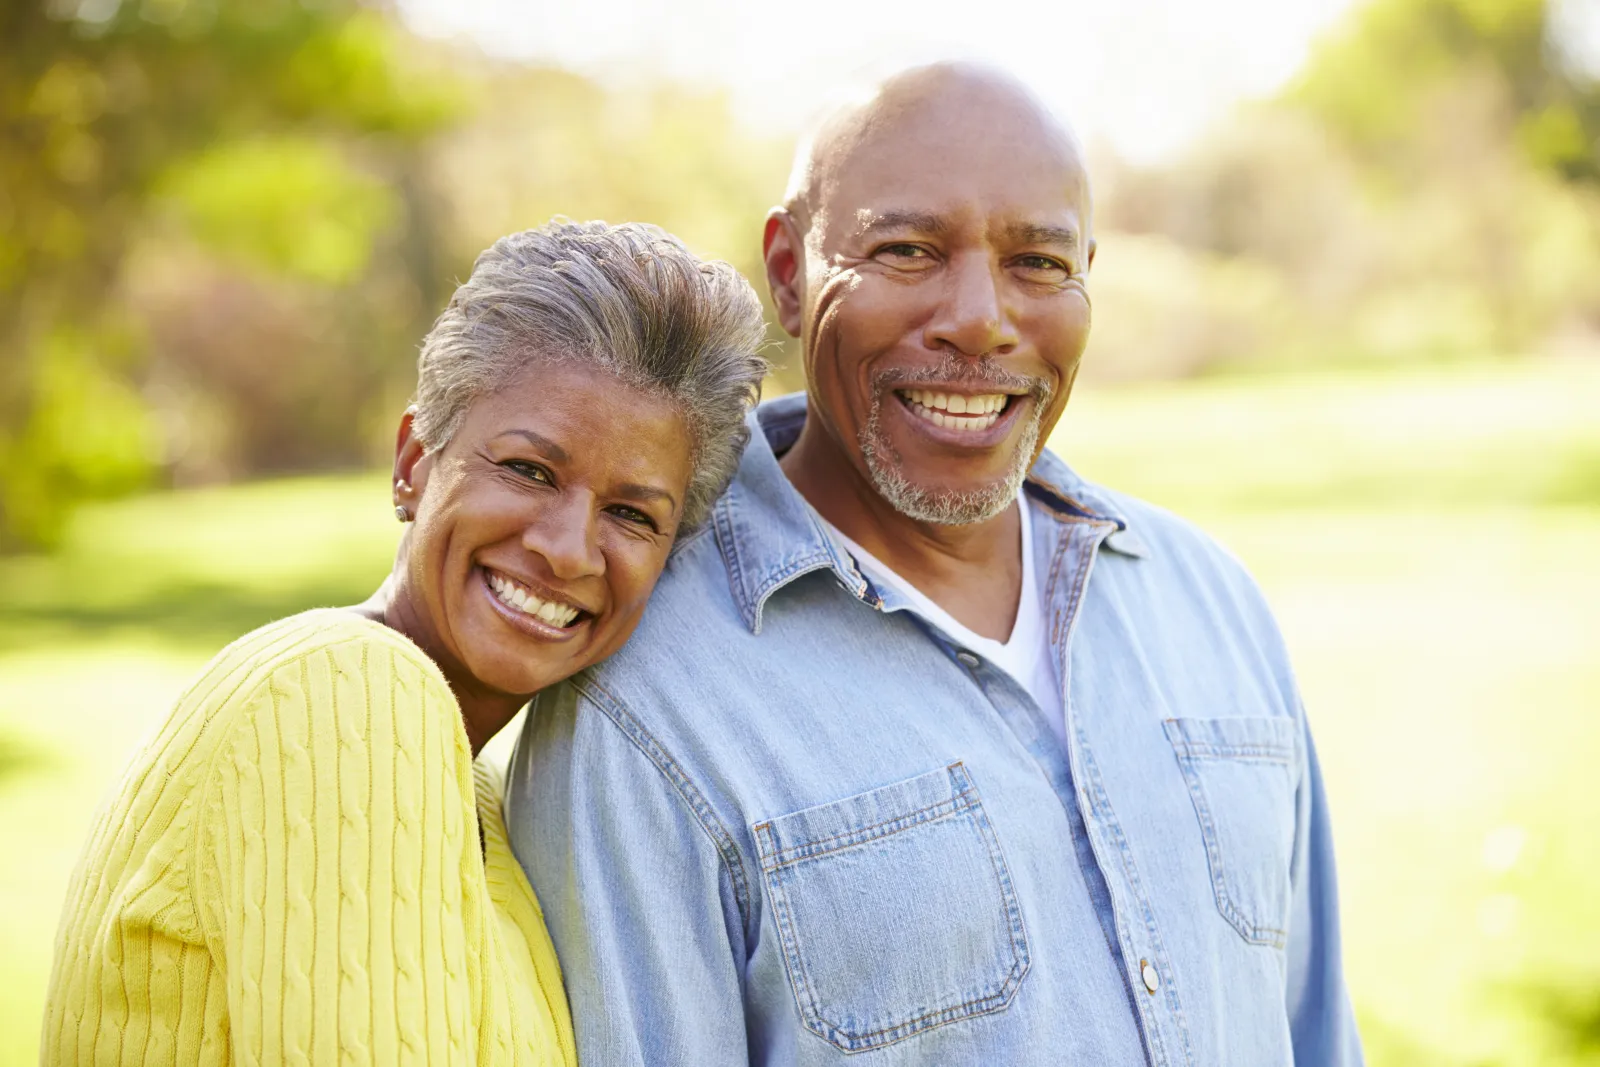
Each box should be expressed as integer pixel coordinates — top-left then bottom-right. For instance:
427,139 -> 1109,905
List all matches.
924,252 -> 1018,358
523,495 -> 605,582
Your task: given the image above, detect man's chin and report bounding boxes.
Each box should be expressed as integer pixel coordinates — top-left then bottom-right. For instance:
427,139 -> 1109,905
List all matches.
864,464 -> 1021,526
857,379 -> 1047,526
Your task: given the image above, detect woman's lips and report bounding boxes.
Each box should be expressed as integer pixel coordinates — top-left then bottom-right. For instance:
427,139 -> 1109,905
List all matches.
479,566 -> 586,642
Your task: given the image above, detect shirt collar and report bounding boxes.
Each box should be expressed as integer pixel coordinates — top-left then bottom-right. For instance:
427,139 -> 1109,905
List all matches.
710,392 -> 1146,634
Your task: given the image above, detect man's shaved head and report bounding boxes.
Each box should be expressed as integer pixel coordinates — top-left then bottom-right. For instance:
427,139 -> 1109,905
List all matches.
783,62 -> 1092,243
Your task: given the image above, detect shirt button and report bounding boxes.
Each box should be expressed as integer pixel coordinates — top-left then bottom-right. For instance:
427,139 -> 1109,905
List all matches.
956,650 -> 981,669
1140,959 -> 1160,994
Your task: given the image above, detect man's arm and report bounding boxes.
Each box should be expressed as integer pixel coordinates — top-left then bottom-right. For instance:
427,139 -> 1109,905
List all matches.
1286,717 -> 1365,1066
506,681 -> 753,1066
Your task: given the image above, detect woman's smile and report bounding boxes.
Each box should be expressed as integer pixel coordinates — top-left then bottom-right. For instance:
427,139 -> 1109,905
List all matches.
479,564 -> 589,640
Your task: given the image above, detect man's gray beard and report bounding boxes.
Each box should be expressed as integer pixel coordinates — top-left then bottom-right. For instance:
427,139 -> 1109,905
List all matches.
858,388 -> 1048,527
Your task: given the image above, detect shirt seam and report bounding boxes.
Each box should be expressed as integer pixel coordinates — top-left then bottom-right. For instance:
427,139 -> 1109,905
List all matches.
566,674 -> 756,944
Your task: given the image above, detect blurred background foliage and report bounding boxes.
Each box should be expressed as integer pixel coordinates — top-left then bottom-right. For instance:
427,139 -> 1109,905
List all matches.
6,0 -> 1596,549
2,0 -> 1598,1064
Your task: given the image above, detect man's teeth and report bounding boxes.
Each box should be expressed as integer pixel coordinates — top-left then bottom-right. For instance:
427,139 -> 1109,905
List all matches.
486,571 -> 580,627
901,389 -> 1008,431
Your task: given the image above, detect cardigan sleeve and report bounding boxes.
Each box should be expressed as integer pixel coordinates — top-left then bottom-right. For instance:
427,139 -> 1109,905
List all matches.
192,634 -> 483,1066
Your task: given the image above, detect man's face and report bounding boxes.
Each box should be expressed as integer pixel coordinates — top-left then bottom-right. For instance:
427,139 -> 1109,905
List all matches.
794,103 -> 1093,524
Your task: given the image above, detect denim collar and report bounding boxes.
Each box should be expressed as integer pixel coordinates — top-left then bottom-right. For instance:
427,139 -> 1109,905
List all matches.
710,392 -> 1148,634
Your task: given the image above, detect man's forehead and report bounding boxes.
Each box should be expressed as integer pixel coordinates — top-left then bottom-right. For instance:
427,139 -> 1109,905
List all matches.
787,62 -> 1091,236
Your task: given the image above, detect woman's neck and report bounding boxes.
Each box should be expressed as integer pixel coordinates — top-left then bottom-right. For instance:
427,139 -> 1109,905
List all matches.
352,576 -> 526,758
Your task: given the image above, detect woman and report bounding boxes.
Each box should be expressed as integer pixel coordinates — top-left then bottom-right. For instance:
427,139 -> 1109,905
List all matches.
40,220 -> 768,1065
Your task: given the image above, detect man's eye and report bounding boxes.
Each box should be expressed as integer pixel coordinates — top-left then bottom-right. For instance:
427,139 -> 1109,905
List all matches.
502,460 -> 553,485
877,243 -> 931,259
1017,254 -> 1069,274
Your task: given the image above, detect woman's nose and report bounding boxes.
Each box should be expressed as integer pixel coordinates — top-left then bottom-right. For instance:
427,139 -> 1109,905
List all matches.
522,496 -> 605,581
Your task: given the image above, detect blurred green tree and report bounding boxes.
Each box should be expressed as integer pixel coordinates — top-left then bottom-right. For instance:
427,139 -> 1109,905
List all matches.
1094,0 -> 1600,380
1289,0 -> 1600,182
0,0 -> 455,548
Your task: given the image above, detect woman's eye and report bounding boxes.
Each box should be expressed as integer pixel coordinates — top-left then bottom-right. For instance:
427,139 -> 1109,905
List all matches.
502,459 -> 553,485
608,505 -> 658,531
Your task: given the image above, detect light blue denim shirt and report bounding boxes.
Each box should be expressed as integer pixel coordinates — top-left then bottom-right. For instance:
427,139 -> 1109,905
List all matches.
506,393 -> 1363,1066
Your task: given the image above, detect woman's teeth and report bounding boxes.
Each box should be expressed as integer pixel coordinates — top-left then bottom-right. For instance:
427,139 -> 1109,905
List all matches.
900,389 -> 1007,431
487,571 -> 580,628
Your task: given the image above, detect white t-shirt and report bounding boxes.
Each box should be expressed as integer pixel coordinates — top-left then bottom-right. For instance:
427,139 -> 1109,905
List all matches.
823,494 -> 1066,752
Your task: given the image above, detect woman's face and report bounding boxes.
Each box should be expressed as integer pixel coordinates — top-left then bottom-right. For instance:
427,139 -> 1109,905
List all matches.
395,360 -> 694,699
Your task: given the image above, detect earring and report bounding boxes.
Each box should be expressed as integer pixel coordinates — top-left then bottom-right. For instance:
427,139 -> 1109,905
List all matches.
394,505 -> 410,523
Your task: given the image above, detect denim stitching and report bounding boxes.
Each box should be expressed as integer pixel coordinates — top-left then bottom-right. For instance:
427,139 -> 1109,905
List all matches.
755,792 -> 972,870
752,762 -> 1031,1052
1170,743 -> 1293,763
570,676 -> 754,943
951,763 -> 1032,992
1051,522 -> 1182,1065
753,822 -> 828,1035
713,493 -> 753,625
1165,744 -> 1291,947
1079,733 -> 1197,1067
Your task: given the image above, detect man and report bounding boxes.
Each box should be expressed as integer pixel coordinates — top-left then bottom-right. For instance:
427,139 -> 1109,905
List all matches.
507,63 -> 1363,1066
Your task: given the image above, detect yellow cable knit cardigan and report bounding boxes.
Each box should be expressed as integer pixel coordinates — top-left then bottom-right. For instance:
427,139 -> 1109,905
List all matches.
41,609 -> 576,1066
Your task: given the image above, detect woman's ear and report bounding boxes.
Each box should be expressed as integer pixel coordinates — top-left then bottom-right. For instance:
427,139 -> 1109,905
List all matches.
392,408 -> 433,519
763,209 -> 805,338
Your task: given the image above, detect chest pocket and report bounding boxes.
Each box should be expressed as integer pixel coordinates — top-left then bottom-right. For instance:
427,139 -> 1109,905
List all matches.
1163,716 -> 1298,948
751,762 -> 1030,1053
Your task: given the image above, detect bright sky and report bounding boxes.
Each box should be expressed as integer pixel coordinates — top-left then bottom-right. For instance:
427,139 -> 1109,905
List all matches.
399,0 -> 1362,163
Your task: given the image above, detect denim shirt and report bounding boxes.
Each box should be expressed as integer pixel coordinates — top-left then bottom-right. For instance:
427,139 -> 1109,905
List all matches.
506,393 -> 1364,1067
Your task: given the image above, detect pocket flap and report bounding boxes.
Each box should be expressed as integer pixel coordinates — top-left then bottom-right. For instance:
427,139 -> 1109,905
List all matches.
1163,716 -> 1296,763
754,762 -> 974,870
749,762 -> 1030,1052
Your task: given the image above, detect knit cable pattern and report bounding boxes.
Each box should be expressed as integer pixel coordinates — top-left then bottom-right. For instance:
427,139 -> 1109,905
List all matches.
40,609 -> 575,1066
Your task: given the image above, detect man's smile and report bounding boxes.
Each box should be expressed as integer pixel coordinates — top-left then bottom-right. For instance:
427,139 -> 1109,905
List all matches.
888,386 -> 1029,448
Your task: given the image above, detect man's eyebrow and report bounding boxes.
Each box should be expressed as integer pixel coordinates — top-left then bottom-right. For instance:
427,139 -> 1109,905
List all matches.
855,210 -> 948,237
1004,222 -> 1080,248
493,428 -> 569,463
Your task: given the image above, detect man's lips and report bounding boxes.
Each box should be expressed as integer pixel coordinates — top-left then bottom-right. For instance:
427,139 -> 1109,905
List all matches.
891,387 -> 1027,445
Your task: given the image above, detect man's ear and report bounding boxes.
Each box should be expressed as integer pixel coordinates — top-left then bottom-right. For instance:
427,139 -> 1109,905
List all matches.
763,209 -> 804,338
393,407 -> 435,518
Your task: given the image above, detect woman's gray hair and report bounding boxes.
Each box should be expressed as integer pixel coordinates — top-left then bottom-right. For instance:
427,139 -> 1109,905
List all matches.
413,220 -> 769,530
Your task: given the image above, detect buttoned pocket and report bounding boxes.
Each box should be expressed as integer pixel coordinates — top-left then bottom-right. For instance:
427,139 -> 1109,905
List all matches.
751,762 -> 1030,1053
1163,716 -> 1298,948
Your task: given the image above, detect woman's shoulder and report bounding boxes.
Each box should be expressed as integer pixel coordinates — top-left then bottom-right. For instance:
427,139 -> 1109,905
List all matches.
173,609 -> 454,743
203,607 -> 443,688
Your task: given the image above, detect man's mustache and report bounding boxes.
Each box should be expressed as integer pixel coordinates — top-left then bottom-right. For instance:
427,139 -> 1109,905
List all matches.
873,355 -> 1051,401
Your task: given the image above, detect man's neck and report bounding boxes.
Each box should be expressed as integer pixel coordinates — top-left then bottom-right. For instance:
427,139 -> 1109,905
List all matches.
779,412 -> 1024,641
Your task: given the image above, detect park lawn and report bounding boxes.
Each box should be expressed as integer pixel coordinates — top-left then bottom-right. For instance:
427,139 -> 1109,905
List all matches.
2,358 -> 1597,1066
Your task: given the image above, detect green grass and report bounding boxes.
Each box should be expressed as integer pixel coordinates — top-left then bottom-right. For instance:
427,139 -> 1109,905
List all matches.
2,358 -> 1598,1065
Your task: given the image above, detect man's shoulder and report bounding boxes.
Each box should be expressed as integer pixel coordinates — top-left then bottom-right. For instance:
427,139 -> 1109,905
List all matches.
1093,481 -> 1250,573
1040,456 -> 1279,622
1036,449 -> 1240,561
595,521 -> 753,680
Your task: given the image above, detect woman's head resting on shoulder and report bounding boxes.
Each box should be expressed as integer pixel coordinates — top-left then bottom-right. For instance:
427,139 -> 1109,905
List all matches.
377,220 -> 768,741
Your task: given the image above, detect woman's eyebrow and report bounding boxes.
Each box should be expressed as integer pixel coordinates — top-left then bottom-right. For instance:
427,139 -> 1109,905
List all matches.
615,483 -> 678,511
493,428 -> 569,462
